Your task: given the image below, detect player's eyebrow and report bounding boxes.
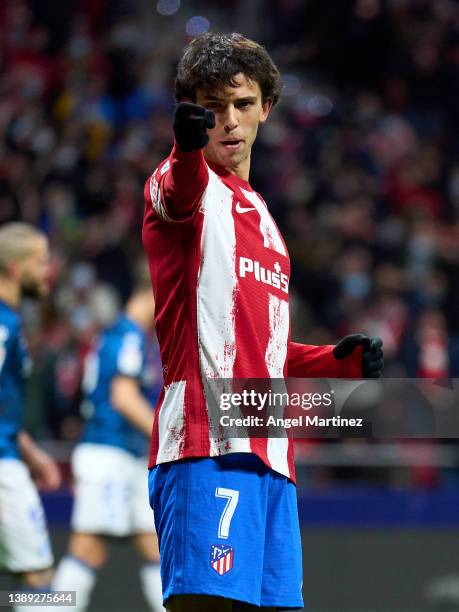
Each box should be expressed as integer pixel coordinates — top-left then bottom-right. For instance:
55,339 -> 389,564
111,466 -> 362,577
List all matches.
203,94 -> 224,102
235,96 -> 257,104
203,95 -> 258,104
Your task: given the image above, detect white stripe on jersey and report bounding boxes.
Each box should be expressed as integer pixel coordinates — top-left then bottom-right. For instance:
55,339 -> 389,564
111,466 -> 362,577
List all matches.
267,436 -> 290,479
197,170 -> 250,455
149,175 -> 173,222
265,294 -> 289,378
197,171 -> 237,379
240,188 -> 286,256
160,160 -> 170,176
265,294 -> 290,477
156,381 -> 186,463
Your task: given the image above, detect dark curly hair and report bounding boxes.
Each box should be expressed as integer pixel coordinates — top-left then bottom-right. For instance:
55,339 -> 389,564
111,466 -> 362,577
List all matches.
175,32 -> 282,107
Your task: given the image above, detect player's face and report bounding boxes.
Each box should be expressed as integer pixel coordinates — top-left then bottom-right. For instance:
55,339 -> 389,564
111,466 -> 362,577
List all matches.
19,237 -> 51,299
196,73 -> 272,175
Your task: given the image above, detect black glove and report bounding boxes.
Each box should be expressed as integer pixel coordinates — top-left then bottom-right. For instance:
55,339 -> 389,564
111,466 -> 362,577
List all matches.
173,102 -> 216,152
333,333 -> 384,378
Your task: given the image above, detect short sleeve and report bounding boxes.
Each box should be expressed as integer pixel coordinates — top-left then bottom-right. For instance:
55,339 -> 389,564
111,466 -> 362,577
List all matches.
117,332 -> 144,378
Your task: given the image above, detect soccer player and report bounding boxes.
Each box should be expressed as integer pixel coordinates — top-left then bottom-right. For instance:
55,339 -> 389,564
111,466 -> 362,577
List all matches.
142,33 -> 384,611
51,270 -> 163,611
0,223 -> 61,611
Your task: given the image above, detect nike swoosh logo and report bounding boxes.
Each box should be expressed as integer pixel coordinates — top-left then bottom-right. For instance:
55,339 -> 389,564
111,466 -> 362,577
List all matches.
235,202 -> 256,214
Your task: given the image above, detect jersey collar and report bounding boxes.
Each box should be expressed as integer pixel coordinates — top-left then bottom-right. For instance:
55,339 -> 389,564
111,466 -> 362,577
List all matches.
206,159 -> 253,192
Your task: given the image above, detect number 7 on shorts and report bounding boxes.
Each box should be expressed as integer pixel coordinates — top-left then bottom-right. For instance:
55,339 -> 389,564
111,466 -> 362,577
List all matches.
215,488 -> 239,539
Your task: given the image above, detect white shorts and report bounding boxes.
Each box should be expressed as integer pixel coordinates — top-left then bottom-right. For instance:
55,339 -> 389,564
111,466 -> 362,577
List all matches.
71,443 -> 155,537
0,459 -> 53,573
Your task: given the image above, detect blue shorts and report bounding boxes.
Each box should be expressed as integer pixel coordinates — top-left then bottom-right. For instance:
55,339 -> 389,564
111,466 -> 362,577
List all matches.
148,453 -> 303,609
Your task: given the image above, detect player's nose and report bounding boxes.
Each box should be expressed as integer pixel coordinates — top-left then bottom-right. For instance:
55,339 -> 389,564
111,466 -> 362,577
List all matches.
223,105 -> 238,132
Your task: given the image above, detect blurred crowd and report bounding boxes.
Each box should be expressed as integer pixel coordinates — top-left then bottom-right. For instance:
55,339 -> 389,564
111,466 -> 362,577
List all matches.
1,0 -> 459,484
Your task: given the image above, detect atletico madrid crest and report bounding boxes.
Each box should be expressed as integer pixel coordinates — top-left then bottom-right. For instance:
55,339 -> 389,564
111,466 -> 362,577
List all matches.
210,544 -> 234,575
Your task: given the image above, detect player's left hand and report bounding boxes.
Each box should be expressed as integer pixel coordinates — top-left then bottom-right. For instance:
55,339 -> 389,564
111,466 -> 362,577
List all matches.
333,333 -> 384,378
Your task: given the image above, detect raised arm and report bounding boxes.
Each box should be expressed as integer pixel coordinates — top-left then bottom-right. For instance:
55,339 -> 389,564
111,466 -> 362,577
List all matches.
146,103 -> 216,221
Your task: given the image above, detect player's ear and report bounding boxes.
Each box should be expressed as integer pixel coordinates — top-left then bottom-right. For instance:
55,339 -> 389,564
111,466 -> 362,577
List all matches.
259,97 -> 273,123
6,259 -> 19,280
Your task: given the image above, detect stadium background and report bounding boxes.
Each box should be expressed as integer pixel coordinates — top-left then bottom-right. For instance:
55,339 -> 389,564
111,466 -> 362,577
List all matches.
1,0 -> 459,609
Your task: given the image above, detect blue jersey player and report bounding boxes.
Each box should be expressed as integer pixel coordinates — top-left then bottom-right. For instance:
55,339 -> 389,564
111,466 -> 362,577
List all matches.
51,270 -> 163,612
0,223 -> 61,611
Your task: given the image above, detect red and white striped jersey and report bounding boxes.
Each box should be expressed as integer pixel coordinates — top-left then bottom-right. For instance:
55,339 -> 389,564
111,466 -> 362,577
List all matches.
143,144 -> 361,481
